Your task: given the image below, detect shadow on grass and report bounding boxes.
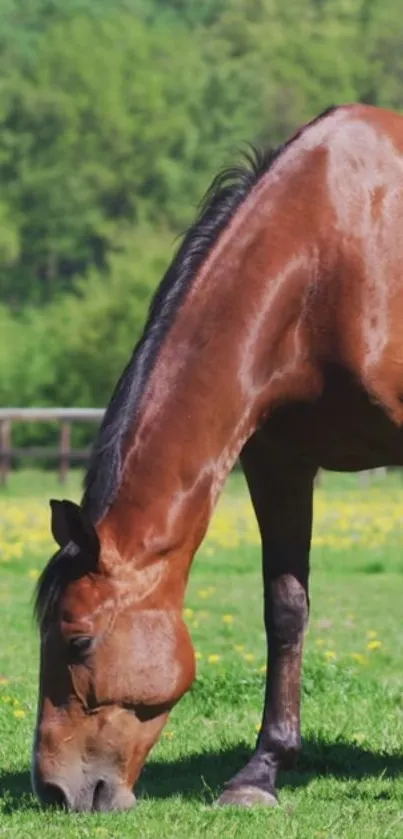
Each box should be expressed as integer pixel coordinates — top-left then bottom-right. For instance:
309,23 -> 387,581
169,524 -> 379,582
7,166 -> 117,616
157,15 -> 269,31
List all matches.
0,769 -> 40,814
140,739 -> 403,802
2,739 -> 402,812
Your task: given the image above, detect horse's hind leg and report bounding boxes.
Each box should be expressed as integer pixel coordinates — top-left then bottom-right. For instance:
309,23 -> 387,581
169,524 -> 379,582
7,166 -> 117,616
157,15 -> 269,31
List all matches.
218,429 -> 316,807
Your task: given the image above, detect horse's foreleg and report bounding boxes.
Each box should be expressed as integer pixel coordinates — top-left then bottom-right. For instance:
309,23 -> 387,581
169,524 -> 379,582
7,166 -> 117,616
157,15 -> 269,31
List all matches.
218,431 -> 315,807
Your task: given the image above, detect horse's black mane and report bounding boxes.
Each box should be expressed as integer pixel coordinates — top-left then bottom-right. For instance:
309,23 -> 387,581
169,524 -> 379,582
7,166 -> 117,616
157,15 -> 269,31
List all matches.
35,106 -> 336,628
81,143 -> 290,525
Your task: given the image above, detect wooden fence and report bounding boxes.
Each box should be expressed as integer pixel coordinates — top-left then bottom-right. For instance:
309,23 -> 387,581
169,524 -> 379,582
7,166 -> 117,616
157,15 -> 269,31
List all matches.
0,407 -> 390,488
0,408 -> 104,485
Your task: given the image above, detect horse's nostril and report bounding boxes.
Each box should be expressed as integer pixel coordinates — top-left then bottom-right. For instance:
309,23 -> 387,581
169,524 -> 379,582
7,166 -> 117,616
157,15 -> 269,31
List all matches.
92,779 -> 136,811
93,779 -> 110,811
40,782 -> 68,809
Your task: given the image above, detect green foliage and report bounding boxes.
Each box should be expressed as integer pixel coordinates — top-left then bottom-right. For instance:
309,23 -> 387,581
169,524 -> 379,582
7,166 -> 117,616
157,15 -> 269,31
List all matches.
1,0 -> 403,445
47,225 -> 174,408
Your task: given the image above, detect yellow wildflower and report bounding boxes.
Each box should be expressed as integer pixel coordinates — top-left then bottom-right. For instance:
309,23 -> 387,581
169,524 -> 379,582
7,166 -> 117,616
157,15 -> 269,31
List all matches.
13,709 -> 26,719
367,640 -> 382,651
207,654 -> 220,664
197,586 -> 216,599
324,650 -> 337,661
351,653 -> 367,665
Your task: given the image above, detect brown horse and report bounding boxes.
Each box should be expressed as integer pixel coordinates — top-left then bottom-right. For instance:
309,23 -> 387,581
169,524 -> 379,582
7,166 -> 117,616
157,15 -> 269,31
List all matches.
33,103 -> 403,812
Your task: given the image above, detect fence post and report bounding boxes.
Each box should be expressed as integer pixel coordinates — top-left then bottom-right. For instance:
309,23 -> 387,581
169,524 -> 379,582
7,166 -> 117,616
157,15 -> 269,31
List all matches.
59,421 -> 71,484
0,419 -> 11,486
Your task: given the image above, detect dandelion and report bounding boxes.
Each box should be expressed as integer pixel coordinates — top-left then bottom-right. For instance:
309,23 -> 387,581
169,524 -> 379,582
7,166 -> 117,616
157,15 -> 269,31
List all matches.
243,653 -> 255,662
324,650 -> 337,661
13,709 -> 26,719
222,614 -> 234,624
184,608 -> 194,619
367,640 -> 382,651
207,654 -> 220,664
197,587 -> 217,598
351,653 -> 367,665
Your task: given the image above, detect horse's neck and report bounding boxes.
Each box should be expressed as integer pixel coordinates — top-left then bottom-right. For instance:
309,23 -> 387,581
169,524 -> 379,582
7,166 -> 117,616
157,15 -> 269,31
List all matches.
99,167 -> 322,577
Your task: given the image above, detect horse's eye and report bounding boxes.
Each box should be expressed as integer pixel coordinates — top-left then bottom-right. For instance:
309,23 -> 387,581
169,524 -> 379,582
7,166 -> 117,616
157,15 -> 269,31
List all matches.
67,636 -> 93,662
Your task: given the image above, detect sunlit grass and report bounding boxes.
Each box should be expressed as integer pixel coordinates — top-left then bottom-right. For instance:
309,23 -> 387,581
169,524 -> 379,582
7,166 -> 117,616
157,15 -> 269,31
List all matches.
3,468 -> 403,568
1,470 -> 403,838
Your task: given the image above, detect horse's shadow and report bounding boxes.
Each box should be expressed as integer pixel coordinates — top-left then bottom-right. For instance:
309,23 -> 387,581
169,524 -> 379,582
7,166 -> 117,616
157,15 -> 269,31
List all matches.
2,739 -> 402,813
140,739 -> 403,802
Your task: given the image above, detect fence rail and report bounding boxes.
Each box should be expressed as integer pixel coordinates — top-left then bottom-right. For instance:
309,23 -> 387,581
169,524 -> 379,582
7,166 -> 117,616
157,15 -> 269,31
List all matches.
0,408 -> 105,485
0,407 -> 391,489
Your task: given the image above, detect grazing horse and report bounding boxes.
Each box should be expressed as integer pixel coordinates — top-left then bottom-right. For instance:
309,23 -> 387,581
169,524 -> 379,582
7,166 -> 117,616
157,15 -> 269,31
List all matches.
33,103 -> 403,811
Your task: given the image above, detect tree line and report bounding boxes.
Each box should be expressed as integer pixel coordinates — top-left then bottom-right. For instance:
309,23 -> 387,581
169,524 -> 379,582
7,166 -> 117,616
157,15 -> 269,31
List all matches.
0,0 -> 402,446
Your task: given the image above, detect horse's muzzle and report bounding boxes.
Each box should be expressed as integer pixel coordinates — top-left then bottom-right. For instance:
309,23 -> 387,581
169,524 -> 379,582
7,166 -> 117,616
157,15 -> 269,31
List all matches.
33,767 -> 136,812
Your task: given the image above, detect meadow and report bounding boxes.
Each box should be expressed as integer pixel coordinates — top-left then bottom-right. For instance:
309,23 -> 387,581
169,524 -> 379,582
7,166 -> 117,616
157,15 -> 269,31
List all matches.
1,469 -> 403,838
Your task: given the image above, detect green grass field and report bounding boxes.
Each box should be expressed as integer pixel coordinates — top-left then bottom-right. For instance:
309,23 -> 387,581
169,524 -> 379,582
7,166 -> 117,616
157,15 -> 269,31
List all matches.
1,469 -> 403,838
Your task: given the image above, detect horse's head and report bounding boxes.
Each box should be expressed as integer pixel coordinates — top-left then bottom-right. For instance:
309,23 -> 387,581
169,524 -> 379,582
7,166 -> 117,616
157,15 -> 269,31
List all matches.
32,500 -> 195,811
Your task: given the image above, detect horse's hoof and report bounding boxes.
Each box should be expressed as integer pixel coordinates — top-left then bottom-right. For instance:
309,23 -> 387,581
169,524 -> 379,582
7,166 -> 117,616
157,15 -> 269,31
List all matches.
217,785 -> 278,808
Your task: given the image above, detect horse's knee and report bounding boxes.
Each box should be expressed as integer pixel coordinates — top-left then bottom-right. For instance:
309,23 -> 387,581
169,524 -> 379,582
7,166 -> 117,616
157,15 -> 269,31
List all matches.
266,574 -> 308,647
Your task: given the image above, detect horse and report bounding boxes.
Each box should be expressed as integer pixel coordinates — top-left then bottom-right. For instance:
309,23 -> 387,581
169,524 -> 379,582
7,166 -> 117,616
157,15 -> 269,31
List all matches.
32,103 -> 403,812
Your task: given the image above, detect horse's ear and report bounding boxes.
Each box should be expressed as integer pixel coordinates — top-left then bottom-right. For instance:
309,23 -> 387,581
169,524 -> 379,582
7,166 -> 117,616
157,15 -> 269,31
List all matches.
50,499 -> 100,559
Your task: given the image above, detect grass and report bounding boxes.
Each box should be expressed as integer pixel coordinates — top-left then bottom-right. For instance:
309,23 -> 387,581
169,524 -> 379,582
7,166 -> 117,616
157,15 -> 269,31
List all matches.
1,469 -> 403,837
